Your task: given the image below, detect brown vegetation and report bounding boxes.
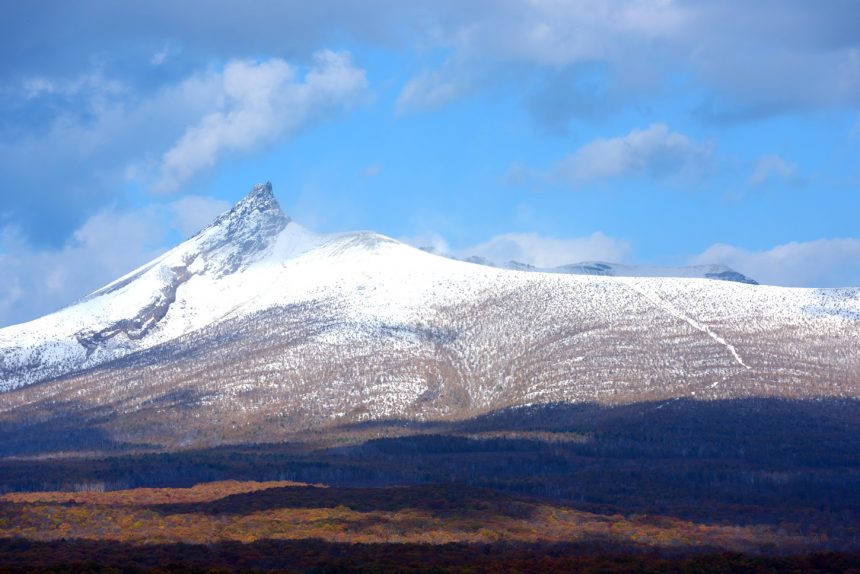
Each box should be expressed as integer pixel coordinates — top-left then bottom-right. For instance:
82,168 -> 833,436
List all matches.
0,481 -> 838,553
0,538 -> 859,573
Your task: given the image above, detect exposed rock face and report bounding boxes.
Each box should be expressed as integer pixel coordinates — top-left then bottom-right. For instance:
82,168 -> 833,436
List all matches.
0,182 -> 858,452
193,181 -> 290,276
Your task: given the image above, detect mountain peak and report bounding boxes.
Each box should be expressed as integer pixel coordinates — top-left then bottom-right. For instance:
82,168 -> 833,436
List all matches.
231,180 -> 279,214
193,181 -> 290,275
207,181 -> 286,229
247,180 -> 274,201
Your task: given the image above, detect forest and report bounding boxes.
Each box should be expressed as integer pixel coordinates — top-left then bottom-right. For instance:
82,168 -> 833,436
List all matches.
1,398 -> 858,571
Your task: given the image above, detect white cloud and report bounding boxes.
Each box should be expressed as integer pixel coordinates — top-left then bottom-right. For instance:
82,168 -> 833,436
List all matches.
154,51 -> 368,193
462,231 -> 630,267
7,2 -> 860,121
0,63 -> 262,244
692,238 -> 860,287
2,52 -> 367,242
395,1 -> 860,118
402,230 -> 630,268
453,0 -> 688,66
22,77 -> 57,99
556,123 -> 712,185
748,154 -> 797,187
396,68 -> 472,114
0,196 -> 229,327
21,72 -> 126,102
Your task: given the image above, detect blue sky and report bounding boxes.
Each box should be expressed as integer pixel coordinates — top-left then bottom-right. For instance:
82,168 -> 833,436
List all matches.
1,0 -> 859,326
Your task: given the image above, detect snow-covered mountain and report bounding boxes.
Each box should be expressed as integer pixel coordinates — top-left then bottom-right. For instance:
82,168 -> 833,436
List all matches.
1,183 -> 859,450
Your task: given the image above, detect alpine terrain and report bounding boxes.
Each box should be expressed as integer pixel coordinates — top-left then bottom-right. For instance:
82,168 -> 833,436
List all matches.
1,182 -> 859,450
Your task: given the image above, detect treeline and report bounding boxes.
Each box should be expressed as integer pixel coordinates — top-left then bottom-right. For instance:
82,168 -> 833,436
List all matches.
1,399 -> 858,544
0,538 -> 859,573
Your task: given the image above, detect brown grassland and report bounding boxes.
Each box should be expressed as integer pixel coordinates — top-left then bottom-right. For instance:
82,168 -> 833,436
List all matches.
1,480 -> 859,573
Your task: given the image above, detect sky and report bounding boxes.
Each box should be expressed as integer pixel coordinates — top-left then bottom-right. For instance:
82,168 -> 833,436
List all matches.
1,0 -> 859,327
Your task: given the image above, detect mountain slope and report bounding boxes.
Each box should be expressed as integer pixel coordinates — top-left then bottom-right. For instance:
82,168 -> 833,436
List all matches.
1,183 -> 859,450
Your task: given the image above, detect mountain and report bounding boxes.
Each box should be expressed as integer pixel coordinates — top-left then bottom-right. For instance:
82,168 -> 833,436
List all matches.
1,182 -> 859,451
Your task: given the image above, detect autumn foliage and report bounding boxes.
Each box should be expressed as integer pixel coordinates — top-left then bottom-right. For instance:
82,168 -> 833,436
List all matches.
0,481 -> 847,552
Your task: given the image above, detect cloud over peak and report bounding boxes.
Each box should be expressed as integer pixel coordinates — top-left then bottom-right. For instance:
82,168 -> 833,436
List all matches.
693,238 -> 860,288
402,230 -> 631,269
462,231 -> 631,268
154,51 -> 368,193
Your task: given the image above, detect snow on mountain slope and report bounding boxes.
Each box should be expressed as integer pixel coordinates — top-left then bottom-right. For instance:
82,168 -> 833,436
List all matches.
1,183 -> 859,450
0,182 -> 323,390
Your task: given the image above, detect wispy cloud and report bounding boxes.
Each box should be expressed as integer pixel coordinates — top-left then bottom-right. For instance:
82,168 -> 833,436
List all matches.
748,154 -> 798,188
461,231 -> 630,267
150,43 -> 172,66
396,67 -> 472,114
402,230 -> 630,268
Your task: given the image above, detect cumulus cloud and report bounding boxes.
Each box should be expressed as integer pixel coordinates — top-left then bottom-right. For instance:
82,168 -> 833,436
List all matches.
0,196 -> 229,327
555,124 -> 713,186
692,238 -> 860,287
402,230 -> 630,268
154,52 -> 367,193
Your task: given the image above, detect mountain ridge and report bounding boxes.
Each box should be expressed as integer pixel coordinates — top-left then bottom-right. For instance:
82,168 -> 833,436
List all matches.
0,182 -> 858,451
